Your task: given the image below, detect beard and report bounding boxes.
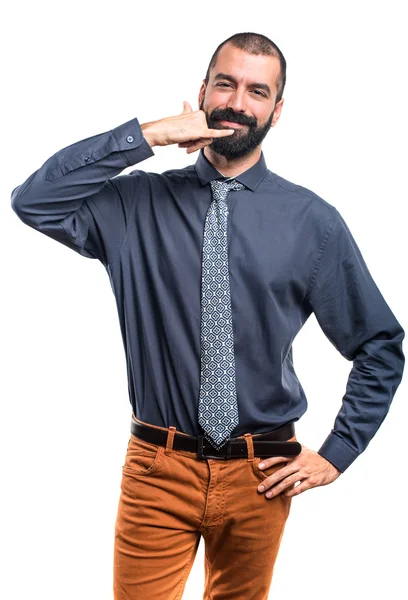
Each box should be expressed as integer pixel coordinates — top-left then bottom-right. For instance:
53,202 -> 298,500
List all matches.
199,99 -> 274,159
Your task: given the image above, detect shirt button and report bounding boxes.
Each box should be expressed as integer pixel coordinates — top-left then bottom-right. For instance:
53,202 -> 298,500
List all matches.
84,156 -> 91,162
126,135 -> 134,143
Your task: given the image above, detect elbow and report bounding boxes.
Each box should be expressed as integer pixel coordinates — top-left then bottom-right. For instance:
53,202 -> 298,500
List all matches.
11,183 -> 25,217
11,184 -> 32,226
11,194 -> 33,228
396,324 -> 406,378
354,323 -> 405,382
10,172 -> 42,226
388,324 -> 405,394
393,321 -> 405,371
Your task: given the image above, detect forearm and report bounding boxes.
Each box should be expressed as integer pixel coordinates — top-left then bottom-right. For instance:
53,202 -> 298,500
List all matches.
317,322 -> 405,472
11,116 -> 154,230
306,207 -> 406,473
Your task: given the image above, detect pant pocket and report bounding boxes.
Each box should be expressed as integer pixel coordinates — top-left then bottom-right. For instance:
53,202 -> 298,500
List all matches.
122,434 -> 164,477
252,434 -> 298,482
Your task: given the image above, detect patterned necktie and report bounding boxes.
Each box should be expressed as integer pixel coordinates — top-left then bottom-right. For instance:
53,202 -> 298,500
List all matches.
198,178 -> 246,449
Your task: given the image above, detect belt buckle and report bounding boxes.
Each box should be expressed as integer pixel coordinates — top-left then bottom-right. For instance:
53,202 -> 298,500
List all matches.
197,435 -> 231,460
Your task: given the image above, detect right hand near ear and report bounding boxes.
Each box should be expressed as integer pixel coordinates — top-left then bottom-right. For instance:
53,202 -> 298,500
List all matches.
140,101 -> 235,153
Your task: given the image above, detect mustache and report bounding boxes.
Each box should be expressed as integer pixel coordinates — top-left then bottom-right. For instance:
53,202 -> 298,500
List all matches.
209,108 -> 257,128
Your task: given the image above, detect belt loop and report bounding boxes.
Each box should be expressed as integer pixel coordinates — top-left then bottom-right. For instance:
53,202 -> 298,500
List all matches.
165,426 -> 177,455
243,433 -> 254,462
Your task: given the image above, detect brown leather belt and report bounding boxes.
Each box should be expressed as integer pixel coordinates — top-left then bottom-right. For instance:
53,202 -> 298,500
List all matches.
130,418 -> 302,460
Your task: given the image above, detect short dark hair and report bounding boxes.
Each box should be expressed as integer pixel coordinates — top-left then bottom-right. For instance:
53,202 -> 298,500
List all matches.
204,32 -> 286,104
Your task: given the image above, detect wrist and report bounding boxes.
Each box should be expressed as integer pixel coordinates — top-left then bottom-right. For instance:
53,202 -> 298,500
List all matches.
141,120 -> 161,148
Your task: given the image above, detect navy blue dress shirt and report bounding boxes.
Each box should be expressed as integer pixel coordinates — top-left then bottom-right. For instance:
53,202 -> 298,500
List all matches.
11,116 -> 405,472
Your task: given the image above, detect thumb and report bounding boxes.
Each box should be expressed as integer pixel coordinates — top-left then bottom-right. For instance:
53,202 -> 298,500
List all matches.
182,101 -> 193,114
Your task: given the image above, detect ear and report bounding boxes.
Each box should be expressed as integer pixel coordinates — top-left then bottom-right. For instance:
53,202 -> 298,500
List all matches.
198,80 -> 206,109
271,98 -> 284,128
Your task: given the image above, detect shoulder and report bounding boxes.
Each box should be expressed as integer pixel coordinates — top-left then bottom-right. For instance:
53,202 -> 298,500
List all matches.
264,169 -> 338,221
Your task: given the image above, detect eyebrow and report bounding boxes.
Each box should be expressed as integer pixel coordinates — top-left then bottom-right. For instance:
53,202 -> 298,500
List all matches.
213,72 -> 272,96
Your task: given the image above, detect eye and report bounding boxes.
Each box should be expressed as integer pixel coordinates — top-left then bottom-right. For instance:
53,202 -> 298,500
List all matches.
216,82 -> 231,88
252,90 -> 266,97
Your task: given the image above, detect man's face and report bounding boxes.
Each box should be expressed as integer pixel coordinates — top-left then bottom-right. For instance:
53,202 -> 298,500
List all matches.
198,43 -> 284,159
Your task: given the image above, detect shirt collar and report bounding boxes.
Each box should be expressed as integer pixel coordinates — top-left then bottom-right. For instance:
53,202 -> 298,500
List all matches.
194,148 -> 268,192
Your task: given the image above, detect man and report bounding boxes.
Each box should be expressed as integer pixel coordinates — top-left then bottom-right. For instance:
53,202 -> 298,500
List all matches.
11,31 -> 405,600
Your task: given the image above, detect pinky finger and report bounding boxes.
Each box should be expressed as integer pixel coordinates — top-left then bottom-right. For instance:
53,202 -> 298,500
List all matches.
186,146 -> 201,154
186,141 -> 212,154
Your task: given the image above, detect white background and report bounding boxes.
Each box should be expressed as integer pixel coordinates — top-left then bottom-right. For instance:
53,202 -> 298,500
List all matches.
2,1 -> 407,598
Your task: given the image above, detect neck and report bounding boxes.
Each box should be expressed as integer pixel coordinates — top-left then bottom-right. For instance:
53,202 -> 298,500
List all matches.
203,146 -> 262,178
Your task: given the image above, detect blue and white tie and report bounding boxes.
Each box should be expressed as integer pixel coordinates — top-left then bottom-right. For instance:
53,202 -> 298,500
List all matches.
198,178 -> 245,449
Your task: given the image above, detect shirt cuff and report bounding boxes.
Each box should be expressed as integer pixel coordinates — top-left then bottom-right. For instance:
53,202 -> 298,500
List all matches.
111,116 -> 155,167
317,432 -> 359,472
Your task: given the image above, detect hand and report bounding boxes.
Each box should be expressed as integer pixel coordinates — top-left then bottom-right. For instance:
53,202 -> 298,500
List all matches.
141,101 -> 235,152
257,445 -> 341,499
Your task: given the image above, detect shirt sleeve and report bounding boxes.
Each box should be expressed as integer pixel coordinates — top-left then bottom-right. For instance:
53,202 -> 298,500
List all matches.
304,208 -> 405,472
10,117 -> 155,268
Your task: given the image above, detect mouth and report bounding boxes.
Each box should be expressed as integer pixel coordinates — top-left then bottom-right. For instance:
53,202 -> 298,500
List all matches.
217,120 -> 247,128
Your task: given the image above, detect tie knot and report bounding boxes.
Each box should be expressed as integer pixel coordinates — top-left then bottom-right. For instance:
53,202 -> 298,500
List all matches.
210,179 -> 245,200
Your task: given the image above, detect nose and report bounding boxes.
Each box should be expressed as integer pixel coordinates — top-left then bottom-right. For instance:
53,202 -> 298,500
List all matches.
226,87 -> 247,113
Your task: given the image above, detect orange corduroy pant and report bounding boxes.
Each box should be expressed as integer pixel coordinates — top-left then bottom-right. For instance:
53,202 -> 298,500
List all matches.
113,415 -> 297,599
